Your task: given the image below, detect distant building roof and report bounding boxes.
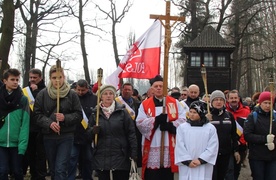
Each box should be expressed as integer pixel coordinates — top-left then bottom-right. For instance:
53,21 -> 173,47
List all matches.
183,26 -> 235,51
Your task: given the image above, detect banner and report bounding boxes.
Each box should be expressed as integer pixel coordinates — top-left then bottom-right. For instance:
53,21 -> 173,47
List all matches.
105,20 -> 161,88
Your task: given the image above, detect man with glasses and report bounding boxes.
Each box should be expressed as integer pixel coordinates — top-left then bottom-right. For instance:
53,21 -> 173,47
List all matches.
180,87 -> 189,101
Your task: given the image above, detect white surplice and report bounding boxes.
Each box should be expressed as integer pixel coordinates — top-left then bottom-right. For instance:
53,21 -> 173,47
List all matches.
175,122 -> 219,180
136,99 -> 186,169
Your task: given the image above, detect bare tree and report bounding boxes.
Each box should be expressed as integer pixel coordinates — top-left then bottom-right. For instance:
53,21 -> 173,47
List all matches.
0,0 -> 21,79
67,0 -> 106,84
93,0 -> 133,67
18,0 -> 72,86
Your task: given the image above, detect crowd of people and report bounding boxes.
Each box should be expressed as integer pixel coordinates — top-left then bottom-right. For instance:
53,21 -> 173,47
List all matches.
0,67 -> 276,180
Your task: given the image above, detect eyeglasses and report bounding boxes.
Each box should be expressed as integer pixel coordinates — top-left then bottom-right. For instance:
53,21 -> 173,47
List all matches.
181,94 -> 187,96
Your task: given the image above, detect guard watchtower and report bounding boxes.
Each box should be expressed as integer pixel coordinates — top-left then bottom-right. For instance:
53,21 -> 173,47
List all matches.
183,26 -> 235,94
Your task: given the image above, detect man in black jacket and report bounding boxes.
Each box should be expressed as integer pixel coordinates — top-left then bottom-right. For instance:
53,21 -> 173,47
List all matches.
68,79 -> 97,180
184,84 -> 201,107
22,68 -> 47,180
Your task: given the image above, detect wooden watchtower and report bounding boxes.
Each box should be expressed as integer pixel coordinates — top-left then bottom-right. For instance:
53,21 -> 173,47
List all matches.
183,26 -> 235,95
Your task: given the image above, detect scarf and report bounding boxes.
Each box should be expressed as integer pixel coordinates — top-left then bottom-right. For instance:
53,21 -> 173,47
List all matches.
47,81 -> 71,99
211,106 -> 226,116
100,100 -> 115,118
0,85 -> 23,124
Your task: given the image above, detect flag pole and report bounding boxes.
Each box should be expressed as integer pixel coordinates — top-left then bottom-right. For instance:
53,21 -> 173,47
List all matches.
150,0 -> 185,168
201,64 -> 212,120
269,73 -> 274,134
56,59 -> 61,135
95,68 -> 103,146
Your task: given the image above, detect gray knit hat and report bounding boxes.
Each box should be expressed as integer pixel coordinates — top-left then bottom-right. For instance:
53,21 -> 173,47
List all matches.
210,90 -> 226,103
99,84 -> 116,97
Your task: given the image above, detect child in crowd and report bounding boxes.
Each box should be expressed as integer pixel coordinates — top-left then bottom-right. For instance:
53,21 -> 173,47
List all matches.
175,101 -> 219,180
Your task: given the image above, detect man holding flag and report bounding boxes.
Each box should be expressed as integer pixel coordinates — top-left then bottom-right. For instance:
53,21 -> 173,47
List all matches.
68,79 -> 97,180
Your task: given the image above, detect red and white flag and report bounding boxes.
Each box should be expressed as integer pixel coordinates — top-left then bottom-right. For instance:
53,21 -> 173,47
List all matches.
105,20 -> 161,89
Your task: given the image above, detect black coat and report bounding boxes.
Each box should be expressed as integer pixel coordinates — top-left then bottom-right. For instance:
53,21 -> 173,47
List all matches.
74,90 -> 97,144
210,107 -> 239,155
88,102 -> 137,171
244,107 -> 276,161
34,88 -> 82,137
28,80 -> 46,132
117,96 -> 142,167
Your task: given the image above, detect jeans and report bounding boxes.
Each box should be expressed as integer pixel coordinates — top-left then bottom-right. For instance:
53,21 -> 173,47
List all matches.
68,143 -> 93,180
44,135 -> 73,180
0,147 -> 23,180
249,159 -> 276,180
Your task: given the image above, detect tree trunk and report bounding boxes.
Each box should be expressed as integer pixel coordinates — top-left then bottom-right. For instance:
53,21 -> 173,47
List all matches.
79,0 -> 91,84
0,0 -> 15,78
23,22 -> 32,87
190,0 -> 198,40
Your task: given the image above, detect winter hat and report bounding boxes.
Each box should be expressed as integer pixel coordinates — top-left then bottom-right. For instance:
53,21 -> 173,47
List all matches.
189,101 -> 207,120
99,84 -> 116,97
210,90 -> 226,103
258,91 -> 273,104
149,75 -> 163,86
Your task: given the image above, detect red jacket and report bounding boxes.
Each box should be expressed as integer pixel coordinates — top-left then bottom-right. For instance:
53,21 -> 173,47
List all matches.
226,102 -> 251,145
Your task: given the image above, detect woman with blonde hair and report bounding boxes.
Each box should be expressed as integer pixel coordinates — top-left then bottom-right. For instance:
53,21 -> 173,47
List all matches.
34,65 -> 82,180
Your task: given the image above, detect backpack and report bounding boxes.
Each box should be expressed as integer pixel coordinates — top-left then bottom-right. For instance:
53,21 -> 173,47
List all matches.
252,111 -> 276,124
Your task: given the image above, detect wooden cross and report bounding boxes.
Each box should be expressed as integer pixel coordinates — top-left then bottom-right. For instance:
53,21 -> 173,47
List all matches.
150,1 -> 185,96
150,0 -> 185,168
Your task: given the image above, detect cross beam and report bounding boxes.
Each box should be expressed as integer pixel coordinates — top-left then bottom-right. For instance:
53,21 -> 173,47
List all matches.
150,0 -> 185,168
150,1 -> 185,97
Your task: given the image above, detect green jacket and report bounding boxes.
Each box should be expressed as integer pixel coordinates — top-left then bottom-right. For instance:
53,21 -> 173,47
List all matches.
0,96 -> 30,154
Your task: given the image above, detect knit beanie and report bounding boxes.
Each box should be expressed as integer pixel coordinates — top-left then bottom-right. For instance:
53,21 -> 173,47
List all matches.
99,84 -> 116,97
258,91 -> 273,104
189,101 -> 207,121
210,90 -> 226,103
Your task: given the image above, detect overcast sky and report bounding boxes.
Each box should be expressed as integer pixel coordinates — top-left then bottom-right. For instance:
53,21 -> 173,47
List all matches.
9,0 -> 180,85
86,0 -> 179,82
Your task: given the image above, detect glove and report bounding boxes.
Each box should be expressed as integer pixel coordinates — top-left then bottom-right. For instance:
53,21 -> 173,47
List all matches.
160,122 -> 176,134
154,114 -> 167,129
92,125 -> 100,134
267,134 -> 275,143
267,143 -> 275,151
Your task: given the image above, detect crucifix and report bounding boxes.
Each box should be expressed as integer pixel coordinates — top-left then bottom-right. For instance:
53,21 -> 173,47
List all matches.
150,0 -> 185,168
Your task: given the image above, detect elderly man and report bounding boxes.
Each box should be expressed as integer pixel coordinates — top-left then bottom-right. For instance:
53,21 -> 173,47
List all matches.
136,75 -> 186,180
